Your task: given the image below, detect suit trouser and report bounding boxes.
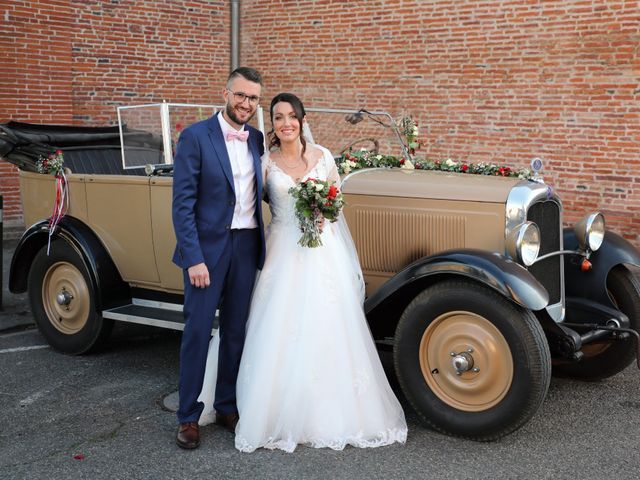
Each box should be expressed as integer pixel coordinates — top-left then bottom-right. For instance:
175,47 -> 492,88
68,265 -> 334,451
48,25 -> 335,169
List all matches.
177,228 -> 260,423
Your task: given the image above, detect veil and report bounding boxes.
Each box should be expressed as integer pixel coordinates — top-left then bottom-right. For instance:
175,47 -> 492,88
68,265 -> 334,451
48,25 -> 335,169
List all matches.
318,144 -> 366,305
303,118 -> 365,303
302,120 -> 315,145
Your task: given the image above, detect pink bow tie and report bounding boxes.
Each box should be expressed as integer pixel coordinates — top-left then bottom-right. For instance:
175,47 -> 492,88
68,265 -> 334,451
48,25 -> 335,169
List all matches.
225,130 -> 249,142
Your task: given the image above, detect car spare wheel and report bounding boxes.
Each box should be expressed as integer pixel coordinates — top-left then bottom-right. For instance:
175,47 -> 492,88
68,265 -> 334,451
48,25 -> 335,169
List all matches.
28,240 -> 113,354
394,278 -> 551,441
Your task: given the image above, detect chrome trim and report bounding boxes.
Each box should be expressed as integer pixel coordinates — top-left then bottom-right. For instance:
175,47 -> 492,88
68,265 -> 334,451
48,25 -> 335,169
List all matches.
132,298 -> 183,312
533,250 -> 584,263
505,181 -> 565,322
102,311 -> 185,331
340,167 -> 382,190
505,181 -> 560,234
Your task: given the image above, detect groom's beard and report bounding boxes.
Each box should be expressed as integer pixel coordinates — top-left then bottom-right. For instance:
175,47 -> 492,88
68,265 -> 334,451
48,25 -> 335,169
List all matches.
226,102 -> 256,126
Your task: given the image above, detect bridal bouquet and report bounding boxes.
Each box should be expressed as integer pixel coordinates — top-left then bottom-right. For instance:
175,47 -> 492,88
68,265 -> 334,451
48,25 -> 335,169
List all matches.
288,178 -> 344,248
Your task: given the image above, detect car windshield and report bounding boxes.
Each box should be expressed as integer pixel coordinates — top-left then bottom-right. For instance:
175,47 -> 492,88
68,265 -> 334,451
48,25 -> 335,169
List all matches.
303,108 -> 409,161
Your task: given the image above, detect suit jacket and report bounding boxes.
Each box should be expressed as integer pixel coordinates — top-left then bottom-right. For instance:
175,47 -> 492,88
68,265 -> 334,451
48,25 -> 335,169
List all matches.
172,114 -> 266,271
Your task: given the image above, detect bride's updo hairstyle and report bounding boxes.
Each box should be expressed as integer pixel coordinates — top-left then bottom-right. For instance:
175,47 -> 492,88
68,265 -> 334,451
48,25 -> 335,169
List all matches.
268,92 -> 307,154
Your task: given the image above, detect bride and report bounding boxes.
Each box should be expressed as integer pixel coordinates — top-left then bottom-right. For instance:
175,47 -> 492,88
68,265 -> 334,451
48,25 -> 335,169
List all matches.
199,92 -> 407,452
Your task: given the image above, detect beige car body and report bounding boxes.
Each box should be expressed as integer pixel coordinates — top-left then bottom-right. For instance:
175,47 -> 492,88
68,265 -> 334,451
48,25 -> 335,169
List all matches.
19,168 -> 517,297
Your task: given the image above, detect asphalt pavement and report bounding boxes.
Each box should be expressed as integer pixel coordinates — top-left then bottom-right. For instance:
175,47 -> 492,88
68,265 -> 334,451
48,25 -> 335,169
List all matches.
3,226 -> 640,479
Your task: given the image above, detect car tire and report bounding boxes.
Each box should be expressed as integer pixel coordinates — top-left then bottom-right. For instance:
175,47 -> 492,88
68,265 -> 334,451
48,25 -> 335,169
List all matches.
394,278 -> 551,441
553,266 -> 640,381
28,240 -> 113,354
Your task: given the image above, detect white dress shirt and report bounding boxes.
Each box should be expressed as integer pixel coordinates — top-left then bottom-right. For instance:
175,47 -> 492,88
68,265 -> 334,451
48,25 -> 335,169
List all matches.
218,113 -> 258,229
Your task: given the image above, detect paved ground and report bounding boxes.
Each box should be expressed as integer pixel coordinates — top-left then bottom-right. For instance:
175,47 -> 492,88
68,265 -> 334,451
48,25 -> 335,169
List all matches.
2,323 -> 640,479
3,228 -> 640,479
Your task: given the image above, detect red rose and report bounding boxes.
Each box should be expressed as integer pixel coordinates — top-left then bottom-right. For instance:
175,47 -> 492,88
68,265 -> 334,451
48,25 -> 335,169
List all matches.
175,122 -> 184,132
327,185 -> 338,199
55,149 -> 63,155
400,159 -> 405,165
461,164 -> 469,172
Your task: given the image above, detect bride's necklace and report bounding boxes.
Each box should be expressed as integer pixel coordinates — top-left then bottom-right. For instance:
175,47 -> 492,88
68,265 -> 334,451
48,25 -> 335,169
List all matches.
279,152 -> 305,170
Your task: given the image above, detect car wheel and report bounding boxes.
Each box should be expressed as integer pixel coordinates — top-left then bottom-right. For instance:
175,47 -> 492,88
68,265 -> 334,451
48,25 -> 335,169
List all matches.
28,240 -> 113,354
553,266 -> 640,381
394,278 -> 551,441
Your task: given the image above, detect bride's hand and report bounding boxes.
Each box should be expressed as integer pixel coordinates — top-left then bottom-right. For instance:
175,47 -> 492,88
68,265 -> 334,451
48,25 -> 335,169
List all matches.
316,216 -> 326,233
188,262 -> 210,288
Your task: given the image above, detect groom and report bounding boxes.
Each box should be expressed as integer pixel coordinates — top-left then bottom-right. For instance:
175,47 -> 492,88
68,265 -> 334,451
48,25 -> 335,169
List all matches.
172,67 -> 266,449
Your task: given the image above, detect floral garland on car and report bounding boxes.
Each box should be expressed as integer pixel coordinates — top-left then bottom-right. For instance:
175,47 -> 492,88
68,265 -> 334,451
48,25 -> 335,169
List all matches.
36,150 -> 68,254
338,149 -> 532,180
338,115 -> 532,180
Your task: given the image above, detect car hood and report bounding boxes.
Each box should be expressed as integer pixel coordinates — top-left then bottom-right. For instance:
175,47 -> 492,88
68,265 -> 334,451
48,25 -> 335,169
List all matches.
341,168 -> 526,203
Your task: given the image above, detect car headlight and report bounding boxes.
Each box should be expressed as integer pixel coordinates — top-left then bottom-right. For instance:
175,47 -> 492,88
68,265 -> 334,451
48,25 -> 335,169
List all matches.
506,222 -> 541,267
574,212 -> 605,251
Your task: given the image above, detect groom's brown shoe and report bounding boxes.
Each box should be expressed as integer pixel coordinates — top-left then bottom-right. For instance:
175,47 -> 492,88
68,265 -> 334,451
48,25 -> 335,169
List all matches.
176,422 -> 200,449
215,412 -> 239,433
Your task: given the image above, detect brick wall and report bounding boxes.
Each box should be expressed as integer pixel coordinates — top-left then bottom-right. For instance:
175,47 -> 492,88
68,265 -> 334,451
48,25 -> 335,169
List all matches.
0,0 -> 74,225
0,0 -> 229,226
2,0 -> 639,246
242,0 -> 640,244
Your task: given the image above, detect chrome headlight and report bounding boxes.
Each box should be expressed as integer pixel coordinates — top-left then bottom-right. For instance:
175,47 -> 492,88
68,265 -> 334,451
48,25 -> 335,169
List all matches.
506,221 -> 541,267
574,212 -> 605,251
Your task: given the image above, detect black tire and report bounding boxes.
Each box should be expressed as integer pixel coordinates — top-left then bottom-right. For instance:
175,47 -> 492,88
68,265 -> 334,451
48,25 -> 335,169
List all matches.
394,278 -> 551,441
28,240 -> 113,354
553,266 -> 640,381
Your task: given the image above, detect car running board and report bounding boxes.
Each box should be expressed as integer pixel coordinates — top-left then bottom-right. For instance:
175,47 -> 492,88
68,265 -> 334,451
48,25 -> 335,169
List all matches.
103,298 -> 219,332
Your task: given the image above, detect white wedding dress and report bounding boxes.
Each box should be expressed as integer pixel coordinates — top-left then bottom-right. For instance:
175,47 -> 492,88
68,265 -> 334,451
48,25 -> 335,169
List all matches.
198,145 -> 407,452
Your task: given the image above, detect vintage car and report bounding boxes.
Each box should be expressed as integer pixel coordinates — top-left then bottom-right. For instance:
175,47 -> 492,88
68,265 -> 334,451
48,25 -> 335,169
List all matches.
2,104 -> 640,441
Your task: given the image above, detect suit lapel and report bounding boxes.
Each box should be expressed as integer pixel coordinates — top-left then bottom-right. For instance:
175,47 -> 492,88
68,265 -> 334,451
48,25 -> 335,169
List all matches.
207,114 -> 235,192
247,128 -> 263,201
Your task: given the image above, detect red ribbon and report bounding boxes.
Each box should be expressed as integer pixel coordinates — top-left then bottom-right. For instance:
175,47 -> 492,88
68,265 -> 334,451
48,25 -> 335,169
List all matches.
47,173 -> 68,254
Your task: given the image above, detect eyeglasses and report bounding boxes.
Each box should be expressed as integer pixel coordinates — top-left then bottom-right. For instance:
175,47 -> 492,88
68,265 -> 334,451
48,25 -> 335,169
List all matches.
227,89 -> 260,106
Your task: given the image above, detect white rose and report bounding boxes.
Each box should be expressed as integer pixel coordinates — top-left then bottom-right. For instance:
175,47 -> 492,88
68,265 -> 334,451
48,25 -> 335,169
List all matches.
375,155 -> 382,160
343,166 -> 351,174
445,158 -> 456,167
315,183 -> 324,192
401,159 -> 415,170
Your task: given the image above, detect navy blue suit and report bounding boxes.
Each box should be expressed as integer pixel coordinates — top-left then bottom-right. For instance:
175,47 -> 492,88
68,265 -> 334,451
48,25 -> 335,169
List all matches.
172,113 -> 265,423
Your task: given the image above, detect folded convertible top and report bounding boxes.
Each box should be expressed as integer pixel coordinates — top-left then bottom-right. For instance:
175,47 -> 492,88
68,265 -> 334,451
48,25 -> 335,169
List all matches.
0,121 -> 163,172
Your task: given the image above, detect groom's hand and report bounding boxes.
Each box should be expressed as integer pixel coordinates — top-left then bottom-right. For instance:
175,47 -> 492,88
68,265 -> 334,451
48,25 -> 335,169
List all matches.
188,263 -> 210,288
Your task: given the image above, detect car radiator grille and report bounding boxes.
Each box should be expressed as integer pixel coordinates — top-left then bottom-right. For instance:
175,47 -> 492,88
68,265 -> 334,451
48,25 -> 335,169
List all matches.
526,200 -> 561,304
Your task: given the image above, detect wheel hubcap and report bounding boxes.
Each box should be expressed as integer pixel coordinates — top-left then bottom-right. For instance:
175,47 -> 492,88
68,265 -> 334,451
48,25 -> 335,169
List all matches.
419,311 -> 514,412
42,261 -> 89,334
451,351 -> 475,375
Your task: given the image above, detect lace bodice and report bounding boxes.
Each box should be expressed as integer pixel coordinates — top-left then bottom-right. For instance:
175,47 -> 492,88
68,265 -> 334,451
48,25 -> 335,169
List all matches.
262,145 -> 338,227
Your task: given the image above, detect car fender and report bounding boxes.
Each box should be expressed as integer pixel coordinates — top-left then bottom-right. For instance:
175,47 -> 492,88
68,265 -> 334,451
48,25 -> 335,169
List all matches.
564,228 -> 640,308
364,249 -> 549,340
9,216 -> 130,310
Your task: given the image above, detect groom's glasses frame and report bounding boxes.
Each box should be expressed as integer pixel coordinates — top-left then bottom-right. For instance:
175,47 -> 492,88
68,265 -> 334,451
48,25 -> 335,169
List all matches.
227,89 -> 261,106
